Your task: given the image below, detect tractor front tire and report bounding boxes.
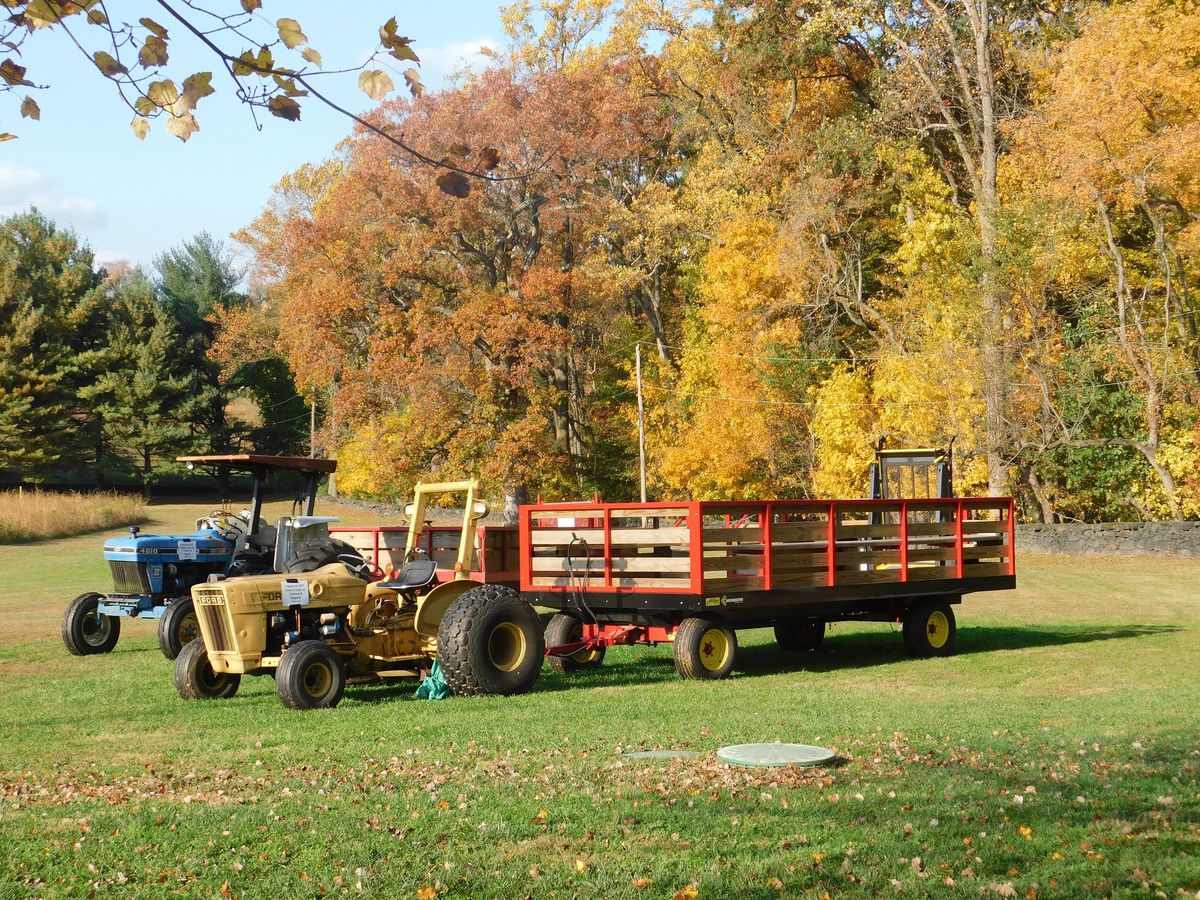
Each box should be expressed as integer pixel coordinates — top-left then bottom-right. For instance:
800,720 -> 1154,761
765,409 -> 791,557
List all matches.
276,640 -> 346,710
775,620 -> 825,653
158,598 -> 200,660
544,612 -> 605,673
62,592 -> 120,656
674,618 -> 737,680
903,600 -> 957,658
437,584 -> 545,696
175,638 -> 240,700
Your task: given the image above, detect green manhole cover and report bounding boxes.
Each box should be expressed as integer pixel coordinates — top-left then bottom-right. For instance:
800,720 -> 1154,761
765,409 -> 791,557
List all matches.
622,750 -> 704,760
716,743 -> 836,768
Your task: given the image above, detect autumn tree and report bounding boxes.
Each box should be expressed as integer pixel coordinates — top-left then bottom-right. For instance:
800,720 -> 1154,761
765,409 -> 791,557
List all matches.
238,49 -> 668,513
1004,0 -> 1200,520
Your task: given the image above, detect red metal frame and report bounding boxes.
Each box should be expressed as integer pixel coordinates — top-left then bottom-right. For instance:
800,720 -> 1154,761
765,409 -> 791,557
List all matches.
520,496 -> 1016,596
332,524 -> 520,584
546,621 -> 678,658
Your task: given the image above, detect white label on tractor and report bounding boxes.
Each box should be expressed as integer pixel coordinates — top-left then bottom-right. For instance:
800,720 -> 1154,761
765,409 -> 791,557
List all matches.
281,579 -> 310,607
177,539 -> 198,561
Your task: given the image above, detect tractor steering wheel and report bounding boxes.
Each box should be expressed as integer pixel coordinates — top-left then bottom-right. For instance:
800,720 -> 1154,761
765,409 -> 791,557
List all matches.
199,511 -> 248,542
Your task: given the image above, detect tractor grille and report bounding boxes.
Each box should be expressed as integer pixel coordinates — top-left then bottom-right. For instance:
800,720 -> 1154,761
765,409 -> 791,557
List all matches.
193,589 -> 234,652
109,561 -> 151,594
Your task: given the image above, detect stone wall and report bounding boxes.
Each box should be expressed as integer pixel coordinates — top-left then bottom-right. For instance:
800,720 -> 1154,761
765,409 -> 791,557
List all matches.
1016,521 -> 1200,557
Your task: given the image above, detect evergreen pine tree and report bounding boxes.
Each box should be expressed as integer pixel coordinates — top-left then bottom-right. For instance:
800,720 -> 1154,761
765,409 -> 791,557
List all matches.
0,210 -> 105,477
79,272 -> 207,491
155,233 -> 245,453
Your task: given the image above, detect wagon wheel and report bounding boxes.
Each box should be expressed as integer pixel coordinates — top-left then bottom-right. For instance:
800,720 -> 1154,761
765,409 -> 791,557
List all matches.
903,600 -> 957,657
674,617 -> 737,680
544,612 -> 605,673
775,620 -> 825,653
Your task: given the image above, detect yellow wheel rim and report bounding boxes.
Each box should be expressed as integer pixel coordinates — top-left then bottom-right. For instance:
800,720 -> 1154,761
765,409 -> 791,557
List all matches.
179,613 -> 200,646
488,621 -> 526,672
568,623 -> 600,665
699,627 -> 731,672
926,611 -> 949,649
303,660 -> 333,697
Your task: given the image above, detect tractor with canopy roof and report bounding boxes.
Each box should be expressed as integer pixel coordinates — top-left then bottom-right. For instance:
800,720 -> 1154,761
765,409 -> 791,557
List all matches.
62,454 -> 364,659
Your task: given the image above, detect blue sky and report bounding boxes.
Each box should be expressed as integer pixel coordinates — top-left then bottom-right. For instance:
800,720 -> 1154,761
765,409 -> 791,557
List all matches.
0,2 -> 506,269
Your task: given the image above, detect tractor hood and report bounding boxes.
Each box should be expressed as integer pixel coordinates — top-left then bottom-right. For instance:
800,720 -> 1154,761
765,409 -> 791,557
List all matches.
103,529 -> 233,563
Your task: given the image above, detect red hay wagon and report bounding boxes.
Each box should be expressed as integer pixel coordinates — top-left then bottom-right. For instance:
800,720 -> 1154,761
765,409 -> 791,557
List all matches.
518,496 -> 1015,678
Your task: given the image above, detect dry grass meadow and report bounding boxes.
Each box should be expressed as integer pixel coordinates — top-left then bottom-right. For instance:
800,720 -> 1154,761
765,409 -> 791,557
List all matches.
0,488 -> 147,543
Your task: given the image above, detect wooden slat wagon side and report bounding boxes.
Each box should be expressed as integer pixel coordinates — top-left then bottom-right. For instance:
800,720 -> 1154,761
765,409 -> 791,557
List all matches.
519,497 -> 1015,678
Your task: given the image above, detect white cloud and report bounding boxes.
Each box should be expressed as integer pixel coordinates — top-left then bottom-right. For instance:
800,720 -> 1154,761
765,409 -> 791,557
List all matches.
419,38 -> 499,85
0,161 -> 107,231
0,162 -> 49,198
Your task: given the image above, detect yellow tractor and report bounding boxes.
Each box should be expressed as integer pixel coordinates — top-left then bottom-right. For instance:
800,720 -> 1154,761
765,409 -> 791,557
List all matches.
174,481 -> 544,709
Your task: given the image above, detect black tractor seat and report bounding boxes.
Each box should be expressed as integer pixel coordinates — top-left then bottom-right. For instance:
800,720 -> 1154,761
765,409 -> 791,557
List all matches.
377,558 -> 439,592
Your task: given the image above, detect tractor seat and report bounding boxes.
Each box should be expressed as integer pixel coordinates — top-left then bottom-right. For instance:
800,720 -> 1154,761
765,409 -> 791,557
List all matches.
377,558 -> 438,592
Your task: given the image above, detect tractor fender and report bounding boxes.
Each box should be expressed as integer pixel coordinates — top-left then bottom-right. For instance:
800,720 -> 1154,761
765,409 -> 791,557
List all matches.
414,580 -> 476,639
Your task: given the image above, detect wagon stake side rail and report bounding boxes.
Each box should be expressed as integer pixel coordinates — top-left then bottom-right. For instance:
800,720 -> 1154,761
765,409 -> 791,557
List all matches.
523,497 -> 1015,669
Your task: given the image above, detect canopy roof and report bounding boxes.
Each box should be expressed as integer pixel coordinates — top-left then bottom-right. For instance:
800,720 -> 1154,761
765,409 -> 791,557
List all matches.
176,454 -> 337,475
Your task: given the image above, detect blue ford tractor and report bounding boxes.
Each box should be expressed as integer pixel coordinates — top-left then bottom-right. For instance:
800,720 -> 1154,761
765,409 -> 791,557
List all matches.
61,454 -> 359,659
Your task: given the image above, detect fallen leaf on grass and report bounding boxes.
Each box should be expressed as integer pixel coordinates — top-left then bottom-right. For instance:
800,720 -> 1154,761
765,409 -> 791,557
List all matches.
416,887 -> 436,900
632,876 -> 653,890
673,885 -> 699,900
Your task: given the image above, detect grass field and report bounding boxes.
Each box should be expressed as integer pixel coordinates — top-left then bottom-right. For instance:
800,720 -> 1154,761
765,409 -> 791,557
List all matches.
0,500 -> 1197,898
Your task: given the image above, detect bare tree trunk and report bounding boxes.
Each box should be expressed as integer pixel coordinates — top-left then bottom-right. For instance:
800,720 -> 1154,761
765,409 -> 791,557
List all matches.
142,446 -> 153,501
551,341 -> 572,455
502,481 -> 527,525
637,272 -> 670,362
1024,465 -> 1055,523
966,0 -> 1007,496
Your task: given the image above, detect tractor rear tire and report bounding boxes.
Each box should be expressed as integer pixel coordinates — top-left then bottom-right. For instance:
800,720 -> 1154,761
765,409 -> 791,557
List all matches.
437,584 -> 544,696
544,612 -> 605,673
175,638 -> 240,700
158,598 -> 200,660
903,600 -> 957,658
62,592 -> 120,656
284,539 -> 366,575
775,620 -> 825,653
276,640 -> 346,710
674,617 -> 737,680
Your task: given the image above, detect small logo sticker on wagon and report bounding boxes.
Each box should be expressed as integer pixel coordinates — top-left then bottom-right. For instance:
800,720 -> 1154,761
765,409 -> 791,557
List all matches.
705,595 -> 743,607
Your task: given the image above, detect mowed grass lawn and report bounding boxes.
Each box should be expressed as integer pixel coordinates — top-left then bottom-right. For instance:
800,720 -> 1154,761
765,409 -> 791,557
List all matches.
0,501 -> 1197,898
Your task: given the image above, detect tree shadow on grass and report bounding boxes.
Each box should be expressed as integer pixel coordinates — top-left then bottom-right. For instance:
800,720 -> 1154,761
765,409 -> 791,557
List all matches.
736,623 -> 1182,676
342,624 -> 1181,701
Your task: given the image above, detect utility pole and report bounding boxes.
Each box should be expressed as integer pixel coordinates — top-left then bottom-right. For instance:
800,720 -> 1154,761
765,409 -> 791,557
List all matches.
310,397 -> 316,458
635,342 -> 647,502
